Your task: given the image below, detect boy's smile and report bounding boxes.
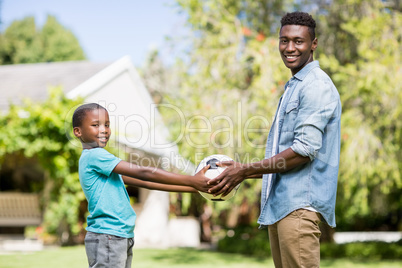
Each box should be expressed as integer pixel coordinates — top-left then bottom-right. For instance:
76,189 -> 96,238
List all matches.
74,108 -> 111,149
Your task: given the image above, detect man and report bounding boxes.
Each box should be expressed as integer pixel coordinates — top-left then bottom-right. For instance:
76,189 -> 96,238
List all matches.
208,12 -> 341,267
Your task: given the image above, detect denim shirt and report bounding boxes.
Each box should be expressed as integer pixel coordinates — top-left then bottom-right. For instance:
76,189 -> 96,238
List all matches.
257,61 -> 341,228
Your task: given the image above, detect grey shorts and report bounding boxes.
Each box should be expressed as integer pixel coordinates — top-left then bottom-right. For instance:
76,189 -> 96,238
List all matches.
84,231 -> 134,268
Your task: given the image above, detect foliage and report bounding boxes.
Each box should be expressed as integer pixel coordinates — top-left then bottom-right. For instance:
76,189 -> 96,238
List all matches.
320,240 -> 402,260
148,0 -> 402,232
218,226 -> 402,260
0,88 -> 84,241
0,13 -> 88,243
217,225 -> 271,257
154,0 -> 300,220
316,0 -> 402,230
0,15 -> 85,64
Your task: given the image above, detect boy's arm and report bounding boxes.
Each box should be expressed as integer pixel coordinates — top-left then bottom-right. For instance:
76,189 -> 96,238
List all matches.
122,175 -> 198,193
113,160 -> 211,192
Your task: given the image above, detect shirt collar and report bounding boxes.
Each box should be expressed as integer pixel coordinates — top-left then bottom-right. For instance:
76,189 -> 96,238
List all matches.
293,60 -> 319,81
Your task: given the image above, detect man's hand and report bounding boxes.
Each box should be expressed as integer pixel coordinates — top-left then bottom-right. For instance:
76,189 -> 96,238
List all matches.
206,148 -> 310,197
207,161 -> 246,197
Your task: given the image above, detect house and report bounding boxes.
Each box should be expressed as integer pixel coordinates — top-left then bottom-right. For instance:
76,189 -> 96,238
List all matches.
0,56 -> 199,249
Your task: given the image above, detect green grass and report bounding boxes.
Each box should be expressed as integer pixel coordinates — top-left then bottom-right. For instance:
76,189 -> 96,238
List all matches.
0,246 -> 401,268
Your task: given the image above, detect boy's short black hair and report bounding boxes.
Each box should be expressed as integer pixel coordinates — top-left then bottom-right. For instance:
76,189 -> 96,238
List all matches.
280,12 -> 316,40
72,103 -> 107,128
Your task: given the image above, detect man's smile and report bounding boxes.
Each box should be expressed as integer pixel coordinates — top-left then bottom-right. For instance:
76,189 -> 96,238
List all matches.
284,55 -> 300,62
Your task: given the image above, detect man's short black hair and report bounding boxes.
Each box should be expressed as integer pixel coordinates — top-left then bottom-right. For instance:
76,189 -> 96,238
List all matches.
72,103 -> 107,128
280,12 -> 316,40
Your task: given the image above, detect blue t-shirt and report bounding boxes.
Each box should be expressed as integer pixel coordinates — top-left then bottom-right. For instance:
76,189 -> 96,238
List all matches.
79,148 -> 136,238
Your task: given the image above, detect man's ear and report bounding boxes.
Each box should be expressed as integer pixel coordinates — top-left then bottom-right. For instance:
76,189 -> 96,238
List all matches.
311,38 -> 318,52
73,127 -> 81,138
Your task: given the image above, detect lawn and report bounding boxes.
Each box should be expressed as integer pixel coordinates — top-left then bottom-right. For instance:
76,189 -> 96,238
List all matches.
1,246 -> 401,268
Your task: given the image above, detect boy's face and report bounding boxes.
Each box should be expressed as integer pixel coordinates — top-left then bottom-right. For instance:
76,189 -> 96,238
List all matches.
73,108 -> 111,149
279,24 -> 317,76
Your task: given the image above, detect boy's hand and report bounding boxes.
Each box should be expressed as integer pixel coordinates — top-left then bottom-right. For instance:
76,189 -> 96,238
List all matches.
192,164 -> 212,192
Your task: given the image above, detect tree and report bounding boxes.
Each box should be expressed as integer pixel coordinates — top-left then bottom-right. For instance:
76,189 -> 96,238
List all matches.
0,88 -> 85,244
148,0 -> 401,234
150,0 -> 303,228
0,17 -> 43,63
317,0 -> 402,231
40,16 -> 85,62
0,15 -> 85,64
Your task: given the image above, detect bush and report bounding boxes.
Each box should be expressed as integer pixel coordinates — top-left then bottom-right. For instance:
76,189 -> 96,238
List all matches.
218,227 -> 402,260
321,239 -> 402,260
217,226 -> 270,258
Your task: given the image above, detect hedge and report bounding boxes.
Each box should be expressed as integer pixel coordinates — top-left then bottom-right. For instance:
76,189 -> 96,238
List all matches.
217,227 -> 402,260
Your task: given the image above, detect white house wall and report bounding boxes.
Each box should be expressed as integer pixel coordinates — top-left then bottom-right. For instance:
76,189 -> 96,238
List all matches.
85,71 -> 171,150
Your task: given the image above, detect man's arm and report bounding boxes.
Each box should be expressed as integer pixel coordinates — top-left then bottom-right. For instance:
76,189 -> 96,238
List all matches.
208,148 -> 310,196
113,160 -> 211,193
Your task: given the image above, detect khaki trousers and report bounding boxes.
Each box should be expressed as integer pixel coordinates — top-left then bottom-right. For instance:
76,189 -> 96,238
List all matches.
268,209 -> 322,268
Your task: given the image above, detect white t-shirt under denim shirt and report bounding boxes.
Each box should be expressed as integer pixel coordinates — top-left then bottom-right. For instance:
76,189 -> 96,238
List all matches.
266,86 -> 317,213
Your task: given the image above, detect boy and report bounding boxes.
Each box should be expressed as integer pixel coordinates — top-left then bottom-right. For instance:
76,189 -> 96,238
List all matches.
72,103 -> 210,268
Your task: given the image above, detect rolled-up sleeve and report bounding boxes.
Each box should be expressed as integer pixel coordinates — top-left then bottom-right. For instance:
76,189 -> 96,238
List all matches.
291,80 -> 339,161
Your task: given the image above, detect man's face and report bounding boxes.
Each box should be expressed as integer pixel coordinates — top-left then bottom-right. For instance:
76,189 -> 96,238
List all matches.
74,108 -> 111,149
279,25 -> 317,76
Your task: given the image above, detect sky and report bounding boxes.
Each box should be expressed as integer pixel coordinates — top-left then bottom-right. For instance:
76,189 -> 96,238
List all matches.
1,0 -> 188,67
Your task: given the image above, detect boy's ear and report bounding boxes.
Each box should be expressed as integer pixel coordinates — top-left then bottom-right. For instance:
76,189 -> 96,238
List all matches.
73,127 -> 82,138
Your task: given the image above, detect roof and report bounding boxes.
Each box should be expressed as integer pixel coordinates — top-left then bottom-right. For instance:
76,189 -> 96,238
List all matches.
0,60 -> 110,111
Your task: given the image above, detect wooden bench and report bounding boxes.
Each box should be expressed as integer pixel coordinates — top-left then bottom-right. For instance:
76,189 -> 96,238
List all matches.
0,193 -> 41,227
